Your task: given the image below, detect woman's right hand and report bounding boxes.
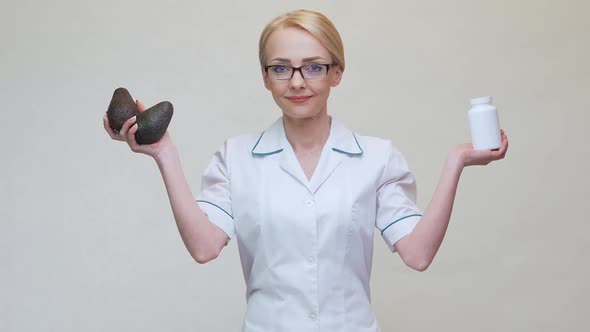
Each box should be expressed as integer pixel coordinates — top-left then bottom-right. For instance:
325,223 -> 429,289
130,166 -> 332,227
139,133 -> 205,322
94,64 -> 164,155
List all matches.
103,99 -> 175,160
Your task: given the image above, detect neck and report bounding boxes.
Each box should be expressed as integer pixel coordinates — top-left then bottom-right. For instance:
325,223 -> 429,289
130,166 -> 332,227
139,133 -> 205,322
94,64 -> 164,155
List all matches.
283,110 -> 331,152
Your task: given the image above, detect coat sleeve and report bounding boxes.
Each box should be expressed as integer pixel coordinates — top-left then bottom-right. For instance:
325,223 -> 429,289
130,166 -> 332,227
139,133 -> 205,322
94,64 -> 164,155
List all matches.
195,140 -> 235,240
375,141 -> 422,252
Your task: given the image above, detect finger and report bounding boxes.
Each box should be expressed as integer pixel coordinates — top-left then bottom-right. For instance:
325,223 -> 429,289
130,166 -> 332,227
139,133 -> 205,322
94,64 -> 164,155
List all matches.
493,134 -> 509,159
103,114 -> 122,140
127,123 -> 140,149
119,116 -> 137,137
103,115 -> 113,135
500,134 -> 509,158
136,99 -> 146,112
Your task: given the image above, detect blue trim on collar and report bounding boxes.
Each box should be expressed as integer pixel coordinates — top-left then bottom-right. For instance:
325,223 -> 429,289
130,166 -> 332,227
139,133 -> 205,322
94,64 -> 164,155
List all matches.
251,131 -> 283,156
331,133 -> 364,156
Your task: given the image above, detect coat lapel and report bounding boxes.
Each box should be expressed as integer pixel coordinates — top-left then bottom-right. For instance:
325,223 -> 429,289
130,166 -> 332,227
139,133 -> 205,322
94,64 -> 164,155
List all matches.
251,116 -> 364,195
308,118 -> 363,194
251,118 -> 310,190
279,142 -> 313,191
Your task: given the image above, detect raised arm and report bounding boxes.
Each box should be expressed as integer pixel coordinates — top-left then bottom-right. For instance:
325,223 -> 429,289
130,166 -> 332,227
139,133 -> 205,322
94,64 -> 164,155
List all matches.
394,130 -> 509,271
104,100 -> 228,264
154,147 -> 229,263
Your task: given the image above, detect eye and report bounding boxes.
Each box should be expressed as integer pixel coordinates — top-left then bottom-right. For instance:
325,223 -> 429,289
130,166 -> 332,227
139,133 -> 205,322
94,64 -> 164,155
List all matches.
271,65 -> 290,73
306,64 -> 324,73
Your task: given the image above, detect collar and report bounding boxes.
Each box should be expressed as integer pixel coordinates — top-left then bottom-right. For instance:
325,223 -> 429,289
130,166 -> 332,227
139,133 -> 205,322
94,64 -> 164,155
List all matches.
251,116 -> 363,157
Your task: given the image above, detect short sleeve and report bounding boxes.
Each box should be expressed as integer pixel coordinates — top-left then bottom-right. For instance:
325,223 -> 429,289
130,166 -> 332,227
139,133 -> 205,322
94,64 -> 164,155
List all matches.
195,141 -> 235,240
376,142 -> 422,252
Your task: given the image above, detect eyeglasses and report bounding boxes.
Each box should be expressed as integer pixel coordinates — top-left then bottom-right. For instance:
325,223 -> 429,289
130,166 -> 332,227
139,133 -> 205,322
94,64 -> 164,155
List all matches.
264,64 -> 332,80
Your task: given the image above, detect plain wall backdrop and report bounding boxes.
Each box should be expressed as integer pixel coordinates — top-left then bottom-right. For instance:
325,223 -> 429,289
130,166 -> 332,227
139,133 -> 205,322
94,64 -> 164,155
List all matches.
1,0 -> 589,331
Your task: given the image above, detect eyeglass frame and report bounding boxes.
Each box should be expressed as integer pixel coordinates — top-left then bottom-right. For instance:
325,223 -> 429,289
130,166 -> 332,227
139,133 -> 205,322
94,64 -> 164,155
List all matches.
264,63 -> 333,80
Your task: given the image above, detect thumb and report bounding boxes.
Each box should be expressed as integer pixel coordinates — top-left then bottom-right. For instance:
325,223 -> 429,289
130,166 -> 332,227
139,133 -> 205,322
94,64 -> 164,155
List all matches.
136,99 -> 146,112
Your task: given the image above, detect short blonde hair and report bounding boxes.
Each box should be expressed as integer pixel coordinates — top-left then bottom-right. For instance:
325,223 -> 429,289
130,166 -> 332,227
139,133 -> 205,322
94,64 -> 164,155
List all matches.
259,9 -> 345,72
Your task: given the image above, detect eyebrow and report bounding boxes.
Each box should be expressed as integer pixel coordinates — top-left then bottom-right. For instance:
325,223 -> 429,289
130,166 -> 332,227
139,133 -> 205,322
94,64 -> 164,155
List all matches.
269,56 -> 327,63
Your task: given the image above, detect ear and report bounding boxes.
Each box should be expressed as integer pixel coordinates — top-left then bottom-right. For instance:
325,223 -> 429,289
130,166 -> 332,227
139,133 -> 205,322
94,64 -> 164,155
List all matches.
330,65 -> 343,87
261,66 -> 271,91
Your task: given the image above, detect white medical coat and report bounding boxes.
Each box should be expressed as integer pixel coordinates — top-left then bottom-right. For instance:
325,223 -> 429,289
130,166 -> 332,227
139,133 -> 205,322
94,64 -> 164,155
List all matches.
196,116 -> 422,331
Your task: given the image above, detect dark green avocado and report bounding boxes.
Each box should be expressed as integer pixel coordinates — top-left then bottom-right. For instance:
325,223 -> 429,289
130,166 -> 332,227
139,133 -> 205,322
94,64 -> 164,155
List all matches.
106,87 -> 138,132
135,101 -> 174,144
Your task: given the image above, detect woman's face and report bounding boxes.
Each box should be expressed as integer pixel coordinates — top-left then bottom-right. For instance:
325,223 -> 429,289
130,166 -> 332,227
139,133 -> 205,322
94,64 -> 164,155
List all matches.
262,27 -> 342,120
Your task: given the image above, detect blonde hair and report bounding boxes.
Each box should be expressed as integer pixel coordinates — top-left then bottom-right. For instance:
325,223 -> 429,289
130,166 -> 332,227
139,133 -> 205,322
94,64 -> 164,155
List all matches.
259,9 -> 345,72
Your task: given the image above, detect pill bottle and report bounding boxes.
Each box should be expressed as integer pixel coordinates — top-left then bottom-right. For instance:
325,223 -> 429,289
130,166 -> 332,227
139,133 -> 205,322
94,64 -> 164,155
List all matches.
468,96 -> 501,150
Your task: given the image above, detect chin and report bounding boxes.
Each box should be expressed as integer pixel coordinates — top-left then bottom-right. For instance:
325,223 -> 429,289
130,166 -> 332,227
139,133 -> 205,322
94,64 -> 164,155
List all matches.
281,102 -> 327,120
282,108 -> 323,120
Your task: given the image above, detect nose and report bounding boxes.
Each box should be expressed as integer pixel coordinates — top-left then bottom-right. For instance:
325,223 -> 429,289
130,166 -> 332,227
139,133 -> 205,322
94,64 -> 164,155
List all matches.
289,68 -> 306,89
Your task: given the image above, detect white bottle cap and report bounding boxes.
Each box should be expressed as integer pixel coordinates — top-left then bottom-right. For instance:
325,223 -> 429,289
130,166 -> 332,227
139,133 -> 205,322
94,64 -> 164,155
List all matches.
470,96 -> 492,106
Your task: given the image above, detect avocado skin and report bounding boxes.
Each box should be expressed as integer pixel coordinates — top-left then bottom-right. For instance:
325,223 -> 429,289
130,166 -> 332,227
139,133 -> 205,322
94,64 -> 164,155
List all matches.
106,87 -> 138,132
135,101 -> 174,144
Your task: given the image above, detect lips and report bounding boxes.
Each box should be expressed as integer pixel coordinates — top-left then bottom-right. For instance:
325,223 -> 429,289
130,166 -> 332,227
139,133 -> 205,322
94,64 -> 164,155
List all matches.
286,96 -> 312,103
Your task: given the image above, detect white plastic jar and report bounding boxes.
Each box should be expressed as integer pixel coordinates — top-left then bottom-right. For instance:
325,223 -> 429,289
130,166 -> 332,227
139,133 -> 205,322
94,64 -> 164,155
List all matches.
468,96 -> 502,150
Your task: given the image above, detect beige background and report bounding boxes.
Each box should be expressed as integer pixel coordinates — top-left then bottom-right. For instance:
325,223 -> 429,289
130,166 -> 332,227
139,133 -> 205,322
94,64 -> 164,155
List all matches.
1,0 -> 589,331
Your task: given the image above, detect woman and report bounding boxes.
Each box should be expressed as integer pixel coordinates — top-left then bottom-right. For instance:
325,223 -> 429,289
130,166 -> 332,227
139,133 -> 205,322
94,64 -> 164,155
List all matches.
104,9 -> 508,332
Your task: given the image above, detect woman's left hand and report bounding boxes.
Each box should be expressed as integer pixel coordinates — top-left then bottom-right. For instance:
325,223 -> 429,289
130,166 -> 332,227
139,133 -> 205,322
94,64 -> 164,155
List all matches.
451,130 -> 509,168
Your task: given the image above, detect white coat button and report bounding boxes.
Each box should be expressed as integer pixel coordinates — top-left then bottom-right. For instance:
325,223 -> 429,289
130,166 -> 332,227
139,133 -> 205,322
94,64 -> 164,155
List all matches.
304,200 -> 314,207
307,256 -> 315,264
309,312 -> 317,321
